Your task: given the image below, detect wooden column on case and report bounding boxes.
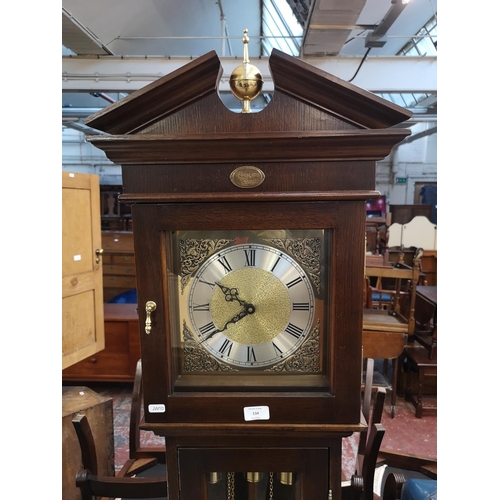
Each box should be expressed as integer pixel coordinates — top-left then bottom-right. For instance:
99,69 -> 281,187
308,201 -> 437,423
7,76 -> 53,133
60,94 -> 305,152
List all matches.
83,47 -> 412,499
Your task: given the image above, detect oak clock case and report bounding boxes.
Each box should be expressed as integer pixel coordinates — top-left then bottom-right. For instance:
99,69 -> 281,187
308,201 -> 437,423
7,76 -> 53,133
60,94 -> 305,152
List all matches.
169,229 -> 329,390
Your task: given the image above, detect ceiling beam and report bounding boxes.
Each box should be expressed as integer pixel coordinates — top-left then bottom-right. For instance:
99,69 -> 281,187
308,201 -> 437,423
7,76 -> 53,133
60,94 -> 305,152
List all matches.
62,55 -> 436,93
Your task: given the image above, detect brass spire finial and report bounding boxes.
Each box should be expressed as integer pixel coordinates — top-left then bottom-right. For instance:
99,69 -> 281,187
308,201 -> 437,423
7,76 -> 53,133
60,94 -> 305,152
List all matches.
229,29 -> 263,113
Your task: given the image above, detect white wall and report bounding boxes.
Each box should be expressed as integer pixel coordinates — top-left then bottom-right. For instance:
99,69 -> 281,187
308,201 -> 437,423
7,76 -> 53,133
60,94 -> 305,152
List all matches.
375,122 -> 437,206
62,127 -> 122,184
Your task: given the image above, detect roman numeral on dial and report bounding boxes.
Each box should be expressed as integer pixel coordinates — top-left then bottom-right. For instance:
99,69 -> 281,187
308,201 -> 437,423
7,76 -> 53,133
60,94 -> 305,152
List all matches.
219,339 -> 233,356
285,323 -> 304,339
270,255 -> 281,273
272,342 -> 283,356
217,256 -> 232,273
247,346 -> 257,362
286,276 -> 303,288
192,303 -> 210,312
244,249 -> 256,267
292,302 -> 310,311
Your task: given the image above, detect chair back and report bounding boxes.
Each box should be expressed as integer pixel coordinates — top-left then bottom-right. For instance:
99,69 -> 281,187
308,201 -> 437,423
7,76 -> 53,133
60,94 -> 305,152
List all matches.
72,413 -> 168,500
365,248 -> 423,333
72,414 -> 99,475
404,284 -> 437,359
129,360 -> 166,463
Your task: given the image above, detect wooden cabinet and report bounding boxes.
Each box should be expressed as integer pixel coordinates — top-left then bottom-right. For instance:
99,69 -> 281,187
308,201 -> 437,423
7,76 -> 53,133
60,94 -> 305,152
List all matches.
62,172 -> 104,370
421,250 -> 437,286
62,303 -> 141,382
389,204 -> 432,224
102,231 -> 136,302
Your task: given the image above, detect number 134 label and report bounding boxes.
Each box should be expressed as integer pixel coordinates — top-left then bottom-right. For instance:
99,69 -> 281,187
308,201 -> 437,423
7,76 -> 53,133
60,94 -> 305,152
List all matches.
243,405 -> 270,421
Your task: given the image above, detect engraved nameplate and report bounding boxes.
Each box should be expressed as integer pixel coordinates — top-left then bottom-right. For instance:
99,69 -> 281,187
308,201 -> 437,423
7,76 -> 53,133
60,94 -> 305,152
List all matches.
230,166 -> 265,188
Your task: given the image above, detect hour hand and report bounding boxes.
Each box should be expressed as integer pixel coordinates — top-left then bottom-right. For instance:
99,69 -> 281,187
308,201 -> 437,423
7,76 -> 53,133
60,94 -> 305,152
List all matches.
215,282 -> 246,306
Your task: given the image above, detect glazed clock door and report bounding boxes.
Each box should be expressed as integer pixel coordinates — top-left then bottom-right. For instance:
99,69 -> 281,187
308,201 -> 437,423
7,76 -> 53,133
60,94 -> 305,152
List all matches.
132,199 -> 366,425
178,447 -> 329,500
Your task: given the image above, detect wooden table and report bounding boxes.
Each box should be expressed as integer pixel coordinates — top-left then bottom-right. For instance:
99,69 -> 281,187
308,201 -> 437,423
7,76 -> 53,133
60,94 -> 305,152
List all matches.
362,309 -> 408,418
416,285 -> 436,305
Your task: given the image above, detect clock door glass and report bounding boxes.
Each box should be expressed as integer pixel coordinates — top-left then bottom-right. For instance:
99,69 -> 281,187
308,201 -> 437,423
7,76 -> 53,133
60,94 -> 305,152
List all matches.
206,472 -> 296,500
167,229 -> 330,389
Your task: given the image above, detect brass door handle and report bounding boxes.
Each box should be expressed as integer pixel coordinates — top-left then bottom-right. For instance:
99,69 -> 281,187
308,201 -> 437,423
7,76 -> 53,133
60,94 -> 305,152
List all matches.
95,248 -> 104,264
145,301 -> 157,334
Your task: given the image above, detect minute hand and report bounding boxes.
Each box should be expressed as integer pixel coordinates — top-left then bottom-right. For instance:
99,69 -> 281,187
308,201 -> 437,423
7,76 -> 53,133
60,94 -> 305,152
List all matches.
220,309 -> 250,331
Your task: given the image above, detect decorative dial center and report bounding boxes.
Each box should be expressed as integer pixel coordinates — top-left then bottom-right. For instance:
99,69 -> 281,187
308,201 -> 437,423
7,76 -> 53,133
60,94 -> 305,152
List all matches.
210,268 -> 291,345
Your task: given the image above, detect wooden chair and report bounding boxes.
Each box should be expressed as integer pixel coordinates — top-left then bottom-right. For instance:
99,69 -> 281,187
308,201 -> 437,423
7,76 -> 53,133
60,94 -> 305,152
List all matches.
73,360 -> 167,499
366,249 -> 422,313
404,284 -> 436,360
400,284 -> 437,418
403,347 -> 437,418
73,414 -> 168,499
344,362 -> 436,498
122,359 -> 166,476
342,383 -> 387,500
364,276 -> 373,309
363,248 -> 423,417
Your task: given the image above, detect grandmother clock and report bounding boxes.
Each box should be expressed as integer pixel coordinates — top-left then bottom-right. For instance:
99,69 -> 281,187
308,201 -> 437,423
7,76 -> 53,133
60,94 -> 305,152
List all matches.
85,33 -> 411,500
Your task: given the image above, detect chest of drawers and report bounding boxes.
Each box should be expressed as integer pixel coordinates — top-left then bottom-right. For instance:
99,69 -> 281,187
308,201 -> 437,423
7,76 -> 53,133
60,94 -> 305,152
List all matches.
62,303 -> 140,382
101,231 -> 136,302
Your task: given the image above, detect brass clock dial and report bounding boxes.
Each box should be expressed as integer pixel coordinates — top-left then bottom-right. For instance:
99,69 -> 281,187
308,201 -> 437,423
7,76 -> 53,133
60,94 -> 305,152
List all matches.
187,243 -> 315,368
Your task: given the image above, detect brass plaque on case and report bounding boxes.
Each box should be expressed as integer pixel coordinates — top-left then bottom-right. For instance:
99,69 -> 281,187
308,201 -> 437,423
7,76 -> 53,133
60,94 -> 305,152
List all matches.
230,166 -> 265,188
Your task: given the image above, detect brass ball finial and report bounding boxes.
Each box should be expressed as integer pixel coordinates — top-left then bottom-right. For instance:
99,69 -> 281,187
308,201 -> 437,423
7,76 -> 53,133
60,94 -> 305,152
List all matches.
229,29 -> 263,113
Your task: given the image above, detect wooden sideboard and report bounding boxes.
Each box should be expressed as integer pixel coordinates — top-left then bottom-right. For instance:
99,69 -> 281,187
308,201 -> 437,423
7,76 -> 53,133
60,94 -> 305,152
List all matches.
101,231 -> 136,302
62,303 -> 140,383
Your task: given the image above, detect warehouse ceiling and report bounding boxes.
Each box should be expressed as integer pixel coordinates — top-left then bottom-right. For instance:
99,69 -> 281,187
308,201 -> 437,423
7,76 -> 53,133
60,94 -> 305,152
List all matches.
62,0 -> 437,126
